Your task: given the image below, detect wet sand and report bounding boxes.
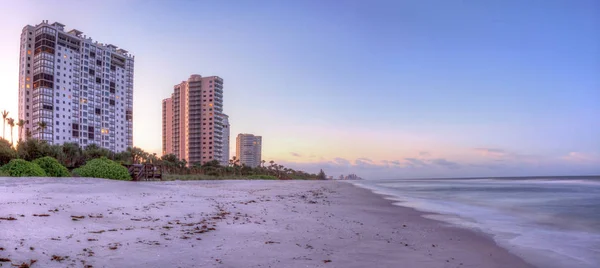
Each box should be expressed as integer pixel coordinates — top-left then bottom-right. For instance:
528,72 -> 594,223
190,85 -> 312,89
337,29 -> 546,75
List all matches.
0,178 -> 534,268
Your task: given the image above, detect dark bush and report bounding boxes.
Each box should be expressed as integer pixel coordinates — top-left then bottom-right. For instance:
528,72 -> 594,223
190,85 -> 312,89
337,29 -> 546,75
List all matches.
0,139 -> 17,166
72,157 -> 131,180
33,156 -> 70,177
16,138 -> 52,161
0,159 -> 47,177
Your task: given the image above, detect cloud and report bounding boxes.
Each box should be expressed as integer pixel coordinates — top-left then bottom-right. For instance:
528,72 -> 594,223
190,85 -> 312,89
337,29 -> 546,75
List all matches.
562,152 -> 600,163
473,148 -> 540,163
290,152 -> 302,157
430,158 -> 461,169
333,157 -> 351,166
468,163 -> 506,170
419,151 -> 431,157
474,148 -> 508,157
276,150 -> 600,180
355,158 -> 378,168
404,158 -> 429,167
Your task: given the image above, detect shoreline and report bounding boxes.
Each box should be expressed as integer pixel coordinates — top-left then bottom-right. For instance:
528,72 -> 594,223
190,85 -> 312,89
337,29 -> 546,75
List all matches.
339,181 -> 535,267
344,181 -> 538,265
1,178 -> 534,267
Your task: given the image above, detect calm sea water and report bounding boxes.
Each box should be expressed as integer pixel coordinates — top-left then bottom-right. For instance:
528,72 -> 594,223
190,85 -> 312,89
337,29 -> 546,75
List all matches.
352,176 -> 600,268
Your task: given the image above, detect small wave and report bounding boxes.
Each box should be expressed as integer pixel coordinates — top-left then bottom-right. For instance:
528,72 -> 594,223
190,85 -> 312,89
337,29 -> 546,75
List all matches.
350,180 -> 600,268
533,179 -> 600,186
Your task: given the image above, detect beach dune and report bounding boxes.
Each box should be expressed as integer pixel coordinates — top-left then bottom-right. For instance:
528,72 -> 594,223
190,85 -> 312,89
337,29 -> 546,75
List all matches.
0,178 -> 533,268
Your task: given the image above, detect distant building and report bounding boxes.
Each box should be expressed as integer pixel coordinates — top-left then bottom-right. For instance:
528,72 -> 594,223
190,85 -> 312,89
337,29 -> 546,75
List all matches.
337,174 -> 363,180
162,75 -> 229,166
18,21 -> 134,151
236,134 -> 262,167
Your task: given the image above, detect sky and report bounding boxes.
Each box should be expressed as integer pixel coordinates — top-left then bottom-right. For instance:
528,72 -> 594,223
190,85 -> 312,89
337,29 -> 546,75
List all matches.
0,0 -> 598,178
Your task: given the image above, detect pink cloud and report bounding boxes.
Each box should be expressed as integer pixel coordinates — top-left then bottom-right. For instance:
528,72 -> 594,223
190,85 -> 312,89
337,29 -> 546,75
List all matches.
562,152 -> 600,163
473,148 -> 508,157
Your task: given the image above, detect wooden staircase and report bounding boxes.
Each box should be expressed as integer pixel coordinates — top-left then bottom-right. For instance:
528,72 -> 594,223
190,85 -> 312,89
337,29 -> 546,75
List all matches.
125,164 -> 162,181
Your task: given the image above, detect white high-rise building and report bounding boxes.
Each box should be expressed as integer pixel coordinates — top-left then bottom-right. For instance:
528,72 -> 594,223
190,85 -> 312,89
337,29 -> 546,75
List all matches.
18,21 -> 134,151
236,134 -> 262,167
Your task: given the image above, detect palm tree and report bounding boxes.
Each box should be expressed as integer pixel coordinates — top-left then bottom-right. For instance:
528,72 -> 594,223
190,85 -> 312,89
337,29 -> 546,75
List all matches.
276,164 -> 284,178
126,147 -> 145,164
7,118 -> 15,145
261,159 -> 266,168
62,142 -> 82,168
2,110 -> 9,140
37,121 -> 48,131
36,121 -> 48,140
229,156 -> 242,175
229,156 -> 237,167
16,119 -> 25,142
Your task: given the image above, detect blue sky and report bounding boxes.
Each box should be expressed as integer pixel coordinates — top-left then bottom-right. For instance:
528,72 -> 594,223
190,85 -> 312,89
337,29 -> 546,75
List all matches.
0,0 -> 598,178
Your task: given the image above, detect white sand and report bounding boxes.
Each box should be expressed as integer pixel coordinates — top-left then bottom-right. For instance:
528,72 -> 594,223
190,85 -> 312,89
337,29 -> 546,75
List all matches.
0,178 -> 533,268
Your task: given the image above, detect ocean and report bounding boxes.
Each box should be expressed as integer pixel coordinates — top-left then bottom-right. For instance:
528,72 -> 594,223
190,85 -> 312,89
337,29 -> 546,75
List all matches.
351,176 -> 600,268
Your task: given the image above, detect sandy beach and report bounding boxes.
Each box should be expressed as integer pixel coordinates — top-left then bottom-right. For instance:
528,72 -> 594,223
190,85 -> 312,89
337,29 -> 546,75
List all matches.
0,178 -> 533,268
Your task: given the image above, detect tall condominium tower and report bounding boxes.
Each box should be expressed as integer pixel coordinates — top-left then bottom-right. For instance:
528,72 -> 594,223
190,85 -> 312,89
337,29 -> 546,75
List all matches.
161,98 -> 173,156
162,75 -> 229,166
18,21 -> 134,151
236,133 -> 262,168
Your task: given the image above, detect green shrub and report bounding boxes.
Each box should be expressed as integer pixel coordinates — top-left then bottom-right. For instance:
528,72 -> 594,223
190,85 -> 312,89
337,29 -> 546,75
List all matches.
16,138 -> 52,161
0,139 -> 17,166
247,174 -> 278,180
33,156 -> 70,177
73,157 -> 131,181
0,159 -> 47,177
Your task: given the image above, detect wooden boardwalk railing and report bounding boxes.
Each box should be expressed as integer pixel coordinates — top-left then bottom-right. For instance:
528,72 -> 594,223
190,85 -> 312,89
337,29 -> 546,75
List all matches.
124,164 -> 163,181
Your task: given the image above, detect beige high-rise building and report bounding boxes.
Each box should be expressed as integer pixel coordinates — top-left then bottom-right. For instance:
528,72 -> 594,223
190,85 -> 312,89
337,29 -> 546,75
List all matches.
236,134 -> 262,167
161,98 -> 172,156
162,75 -> 229,166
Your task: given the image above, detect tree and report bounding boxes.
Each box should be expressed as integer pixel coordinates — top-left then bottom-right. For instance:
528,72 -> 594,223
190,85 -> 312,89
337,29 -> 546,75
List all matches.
261,159 -> 266,168
0,139 -> 17,166
81,143 -> 111,164
317,169 -> 327,180
16,138 -> 51,161
1,110 -> 8,140
180,159 -> 187,169
16,119 -> 25,142
61,142 -> 82,168
114,150 -> 132,165
229,156 -> 242,175
241,164 -> 253,176
7,118 -> 15,145
47,144 -> 67,165
229,156 -> 237,167
161,154 -> 178,164
126,147 -> 146,164
36,121 -> 48,139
